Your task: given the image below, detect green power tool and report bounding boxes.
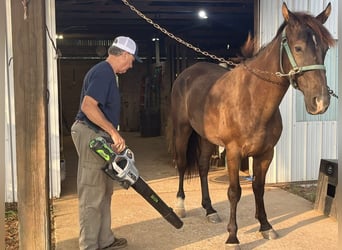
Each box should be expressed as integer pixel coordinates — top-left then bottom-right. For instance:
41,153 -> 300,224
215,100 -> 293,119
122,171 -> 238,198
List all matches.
89,136 -> 183,229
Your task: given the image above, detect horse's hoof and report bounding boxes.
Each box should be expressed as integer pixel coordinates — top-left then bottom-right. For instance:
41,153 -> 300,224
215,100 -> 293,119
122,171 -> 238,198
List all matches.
225,243 -> 241,250
175,208 -> 186,218
206,213 -> 222,223
260,228 -> 278,240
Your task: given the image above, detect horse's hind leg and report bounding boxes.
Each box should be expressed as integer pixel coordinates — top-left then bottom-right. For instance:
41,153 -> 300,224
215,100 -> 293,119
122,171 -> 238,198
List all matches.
198,139 -> 221,223
174,124 -> 192,218
252,149 -> 278,240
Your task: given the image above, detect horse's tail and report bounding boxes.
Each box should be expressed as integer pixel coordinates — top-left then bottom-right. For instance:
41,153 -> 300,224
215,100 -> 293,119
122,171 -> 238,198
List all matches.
166,115 -> 175,152
166,116 -> 200,178
185,131 -> 200,178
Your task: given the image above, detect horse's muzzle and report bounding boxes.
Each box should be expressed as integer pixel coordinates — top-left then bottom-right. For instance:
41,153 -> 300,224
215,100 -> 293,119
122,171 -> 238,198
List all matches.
308,95 -> 330,114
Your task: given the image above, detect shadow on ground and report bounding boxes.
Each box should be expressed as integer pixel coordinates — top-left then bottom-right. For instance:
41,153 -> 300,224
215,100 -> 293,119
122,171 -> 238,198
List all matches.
54,132 -> 337,250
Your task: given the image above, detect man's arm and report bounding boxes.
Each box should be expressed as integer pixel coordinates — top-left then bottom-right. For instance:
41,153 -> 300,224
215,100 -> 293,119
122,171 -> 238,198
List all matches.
81,95 -> 125,152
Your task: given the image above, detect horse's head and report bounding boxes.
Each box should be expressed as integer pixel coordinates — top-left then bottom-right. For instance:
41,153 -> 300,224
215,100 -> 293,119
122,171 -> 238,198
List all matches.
280,3 -> 335,114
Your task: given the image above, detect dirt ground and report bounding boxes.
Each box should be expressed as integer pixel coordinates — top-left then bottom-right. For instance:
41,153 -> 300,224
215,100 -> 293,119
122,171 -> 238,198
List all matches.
6,132 -> 337,249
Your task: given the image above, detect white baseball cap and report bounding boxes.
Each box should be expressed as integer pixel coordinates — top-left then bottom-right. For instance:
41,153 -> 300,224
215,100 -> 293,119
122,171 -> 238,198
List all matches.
111,36 -> 142,62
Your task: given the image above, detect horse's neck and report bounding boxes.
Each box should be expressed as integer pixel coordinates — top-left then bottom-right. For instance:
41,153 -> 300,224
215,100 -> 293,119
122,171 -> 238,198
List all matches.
250,36 -> 284,74
249,37 -> 289,99
246,36 -> 290,118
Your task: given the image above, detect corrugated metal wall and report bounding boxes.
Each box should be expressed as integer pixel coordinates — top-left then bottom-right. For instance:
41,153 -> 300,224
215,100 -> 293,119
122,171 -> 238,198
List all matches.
259,0 -> 338,183
5,1 -> 18,202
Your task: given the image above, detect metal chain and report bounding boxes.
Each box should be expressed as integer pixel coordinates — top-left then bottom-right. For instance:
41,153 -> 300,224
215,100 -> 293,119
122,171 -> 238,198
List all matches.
121,0 -> 237,66
241,62 -> 285,86
327,86 -> 338,99
121,0 -> 338,98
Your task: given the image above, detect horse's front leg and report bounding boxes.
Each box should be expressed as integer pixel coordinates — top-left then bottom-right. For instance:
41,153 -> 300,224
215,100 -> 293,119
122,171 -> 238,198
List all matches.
199,140 -> 221,223
225,155 -> 242,246
252,149 -> 278,240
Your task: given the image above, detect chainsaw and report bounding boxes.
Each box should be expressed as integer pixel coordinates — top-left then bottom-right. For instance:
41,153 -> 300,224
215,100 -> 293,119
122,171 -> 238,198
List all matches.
89,136 -> 183,229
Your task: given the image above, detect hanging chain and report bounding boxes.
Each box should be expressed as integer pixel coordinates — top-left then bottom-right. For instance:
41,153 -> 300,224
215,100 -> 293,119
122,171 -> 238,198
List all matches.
327,86 -> 338,99
121,0 -> 338,98
121,0 -> 237,66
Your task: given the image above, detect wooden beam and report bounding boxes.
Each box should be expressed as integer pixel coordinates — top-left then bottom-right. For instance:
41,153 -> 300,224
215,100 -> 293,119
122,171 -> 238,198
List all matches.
10,0 -> 51,248
55,5 -> 252,14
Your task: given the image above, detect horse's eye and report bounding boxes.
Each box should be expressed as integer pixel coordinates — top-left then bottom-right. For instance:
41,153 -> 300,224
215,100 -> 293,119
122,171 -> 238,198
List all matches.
294,46 -> 302,53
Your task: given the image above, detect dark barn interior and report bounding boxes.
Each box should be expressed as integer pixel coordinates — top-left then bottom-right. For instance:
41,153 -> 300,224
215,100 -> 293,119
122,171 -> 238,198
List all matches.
55,0 -> 254,136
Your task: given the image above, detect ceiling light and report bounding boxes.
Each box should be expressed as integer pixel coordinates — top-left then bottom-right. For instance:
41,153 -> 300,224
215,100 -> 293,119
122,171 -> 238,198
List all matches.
198,10 -> 208,19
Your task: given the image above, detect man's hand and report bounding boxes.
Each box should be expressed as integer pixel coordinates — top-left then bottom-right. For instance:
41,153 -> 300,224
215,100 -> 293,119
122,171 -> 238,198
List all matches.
110,132 -> 126,153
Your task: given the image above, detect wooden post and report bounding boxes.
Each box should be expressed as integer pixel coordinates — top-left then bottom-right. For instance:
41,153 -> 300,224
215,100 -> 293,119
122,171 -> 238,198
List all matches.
10,0 -> 50,248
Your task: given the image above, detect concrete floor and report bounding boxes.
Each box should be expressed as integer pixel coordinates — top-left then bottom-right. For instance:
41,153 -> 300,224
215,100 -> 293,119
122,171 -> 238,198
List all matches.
53,132 -> 338,250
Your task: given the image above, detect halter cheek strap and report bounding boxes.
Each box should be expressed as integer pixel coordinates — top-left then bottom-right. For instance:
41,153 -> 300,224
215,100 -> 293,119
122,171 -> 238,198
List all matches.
276,28 -> 326,89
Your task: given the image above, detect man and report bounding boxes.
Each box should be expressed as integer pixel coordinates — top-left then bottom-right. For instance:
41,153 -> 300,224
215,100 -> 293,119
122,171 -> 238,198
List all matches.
71,36 -> 142,250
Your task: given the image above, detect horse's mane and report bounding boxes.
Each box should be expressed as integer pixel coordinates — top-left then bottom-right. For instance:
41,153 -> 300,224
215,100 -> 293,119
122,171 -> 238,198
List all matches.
240,32 -> 255,58
238,10 -> 335,61
275,11 -> 335,47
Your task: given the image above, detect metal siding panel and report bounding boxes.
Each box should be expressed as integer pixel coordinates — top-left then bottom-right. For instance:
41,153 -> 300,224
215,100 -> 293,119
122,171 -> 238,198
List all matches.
324,0 -> 338,39
287,0 -> 309,11
325,46 -> 339,120
46,0 -> 61,199
287,0 -> 337,38
306,122 -> 323,180
259,0 -> 280,45
309,0 -> 324,13
275,131 -> 291,182
260,0 -> 338,183
260,0 -> 287,184
279,90 -> 293,182
292,122 -> 307,182
322,121 -> 338,158
5,0 -> 17,202
266,152 -> 277,183
292,121 -> 337,182
267,89 -> 294,183
5,113 -> 16,202
260,1 -> 292,183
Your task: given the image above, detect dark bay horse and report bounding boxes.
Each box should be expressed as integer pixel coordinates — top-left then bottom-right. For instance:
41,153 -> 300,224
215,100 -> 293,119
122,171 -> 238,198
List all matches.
170,3 -> 334,248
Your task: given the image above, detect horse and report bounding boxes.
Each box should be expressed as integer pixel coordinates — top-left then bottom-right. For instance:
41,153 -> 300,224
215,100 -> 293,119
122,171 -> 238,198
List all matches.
169,2 -> 335,248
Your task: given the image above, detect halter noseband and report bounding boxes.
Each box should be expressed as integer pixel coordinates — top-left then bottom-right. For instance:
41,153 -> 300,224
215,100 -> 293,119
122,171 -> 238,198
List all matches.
276,28 -> 326,89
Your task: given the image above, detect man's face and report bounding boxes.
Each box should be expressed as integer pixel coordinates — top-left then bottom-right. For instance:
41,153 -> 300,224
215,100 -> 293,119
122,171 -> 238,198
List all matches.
116,52 -> 135,74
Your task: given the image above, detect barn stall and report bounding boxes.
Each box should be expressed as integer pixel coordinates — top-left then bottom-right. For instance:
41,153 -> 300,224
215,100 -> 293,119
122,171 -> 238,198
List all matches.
3,0 -> 339,212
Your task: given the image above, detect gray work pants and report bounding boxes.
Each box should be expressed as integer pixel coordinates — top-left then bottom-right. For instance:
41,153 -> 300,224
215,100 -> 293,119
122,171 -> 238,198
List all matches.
71,121 -> 115,250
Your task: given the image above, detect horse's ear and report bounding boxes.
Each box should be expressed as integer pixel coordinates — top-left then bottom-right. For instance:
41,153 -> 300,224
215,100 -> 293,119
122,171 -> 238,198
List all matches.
282,2 -> 293,23
316,2 -> 331,24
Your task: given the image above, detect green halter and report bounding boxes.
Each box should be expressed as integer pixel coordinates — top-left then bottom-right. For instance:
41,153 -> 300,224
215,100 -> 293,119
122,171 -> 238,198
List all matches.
276,28 -> 326,89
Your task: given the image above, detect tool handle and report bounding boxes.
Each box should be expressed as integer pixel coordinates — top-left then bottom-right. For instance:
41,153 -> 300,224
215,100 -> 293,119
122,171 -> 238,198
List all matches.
132,178 -> 183,229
